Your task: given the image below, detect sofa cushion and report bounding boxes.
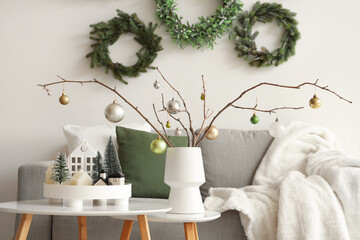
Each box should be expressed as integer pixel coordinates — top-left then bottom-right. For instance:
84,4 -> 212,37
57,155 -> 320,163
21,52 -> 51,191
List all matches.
63,124 -> 152,155
199,129 -> 273,197
116,126 -> 188,198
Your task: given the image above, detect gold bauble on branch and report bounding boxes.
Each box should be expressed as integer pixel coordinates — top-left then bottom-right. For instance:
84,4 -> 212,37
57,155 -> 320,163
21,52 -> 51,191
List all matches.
309,94 -> 321,109
205,125 -> 219,140
150,136 -> 167,154
59,93 -> 70,105
166,120 -> 171,128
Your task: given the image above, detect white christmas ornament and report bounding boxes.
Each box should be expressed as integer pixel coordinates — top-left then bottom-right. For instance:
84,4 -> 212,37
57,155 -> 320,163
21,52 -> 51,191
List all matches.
105,100 -> 125,123
175,128 -> 182,136
167,98 -> 181,114
153,80 -> 161,89
268,118 -> 285,137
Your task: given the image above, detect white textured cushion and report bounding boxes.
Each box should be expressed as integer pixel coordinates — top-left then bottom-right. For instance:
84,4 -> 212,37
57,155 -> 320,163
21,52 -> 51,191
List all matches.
63,123 -> 151,155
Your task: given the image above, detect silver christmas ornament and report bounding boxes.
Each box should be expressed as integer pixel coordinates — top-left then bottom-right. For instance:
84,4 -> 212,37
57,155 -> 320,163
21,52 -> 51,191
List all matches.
167,98 -> 180,114
175,127 -> 182,136
268,118 -> 285,137
153,80 -> 161,89
104,100 -> 125,123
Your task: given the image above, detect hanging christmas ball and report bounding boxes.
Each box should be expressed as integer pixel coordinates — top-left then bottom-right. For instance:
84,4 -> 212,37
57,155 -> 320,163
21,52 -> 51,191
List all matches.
167,98 -> 181,114
150,137 -> 167,154
104,100 -> 125,123
268,118 -> 285,137
175,127 -> 182,136
200,93 -> 205,100
59,93 -> 70,105
153,80 -> 161,89
309,94 -> 321,109
166,120 -> 171,128
205,125 -> 219,140
250,113 -> 259,124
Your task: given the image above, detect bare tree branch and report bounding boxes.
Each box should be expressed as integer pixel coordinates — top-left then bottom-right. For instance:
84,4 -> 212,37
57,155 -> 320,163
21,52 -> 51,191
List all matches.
231,104 -> 304,113
194,75 -> 209,145
161,94 -> 191,147
153,104 -> 174,147
156,67 -> 196,146
195,79 -> 352,146
39,74 -> 351,148
38,76 -> 174,147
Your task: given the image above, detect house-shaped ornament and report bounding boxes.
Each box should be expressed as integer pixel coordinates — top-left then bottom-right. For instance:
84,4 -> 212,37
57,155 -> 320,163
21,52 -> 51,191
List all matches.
94,170 -> 108,186
69,170 -> 93,185
68,140 -> 97,176
108,170 -> 125,185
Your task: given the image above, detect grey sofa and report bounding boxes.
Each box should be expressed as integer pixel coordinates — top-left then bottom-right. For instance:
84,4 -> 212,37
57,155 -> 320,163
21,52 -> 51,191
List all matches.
15,129 -> 273,240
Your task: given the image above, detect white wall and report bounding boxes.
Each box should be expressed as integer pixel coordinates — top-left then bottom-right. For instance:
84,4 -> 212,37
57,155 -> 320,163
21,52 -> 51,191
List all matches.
1,0 -> 359,237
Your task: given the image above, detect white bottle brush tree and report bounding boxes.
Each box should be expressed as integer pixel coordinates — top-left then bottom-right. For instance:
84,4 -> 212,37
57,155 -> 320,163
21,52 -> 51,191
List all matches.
51,152 -> 70,184
38,68 -> 352,148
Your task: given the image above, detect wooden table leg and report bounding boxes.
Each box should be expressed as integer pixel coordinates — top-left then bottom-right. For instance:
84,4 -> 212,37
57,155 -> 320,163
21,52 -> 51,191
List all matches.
78,216 -> 87,240
120,220 -> 134,240
15,214 -> 33,240
137,215 -> 151,240
184,222 -> 196,240
193,223 -> 199,240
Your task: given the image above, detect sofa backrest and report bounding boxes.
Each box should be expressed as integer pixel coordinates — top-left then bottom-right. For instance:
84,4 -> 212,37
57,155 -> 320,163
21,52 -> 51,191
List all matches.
199,129 -> 273,197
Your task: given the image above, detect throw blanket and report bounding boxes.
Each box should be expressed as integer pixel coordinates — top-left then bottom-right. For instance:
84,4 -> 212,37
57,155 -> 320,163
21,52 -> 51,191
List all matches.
204,122 -> 360,240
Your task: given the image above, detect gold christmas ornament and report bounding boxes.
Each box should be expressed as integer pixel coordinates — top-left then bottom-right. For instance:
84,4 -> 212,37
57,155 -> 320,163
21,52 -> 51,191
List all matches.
59,92 -> 70,105
309,94 -> 321,109
205,125 -> 219,140
150,136 -> 167,154
166,120 -> 171,128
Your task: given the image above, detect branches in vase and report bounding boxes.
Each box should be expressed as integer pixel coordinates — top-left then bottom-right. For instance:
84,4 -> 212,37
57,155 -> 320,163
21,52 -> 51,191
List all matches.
38,71 -> 352,149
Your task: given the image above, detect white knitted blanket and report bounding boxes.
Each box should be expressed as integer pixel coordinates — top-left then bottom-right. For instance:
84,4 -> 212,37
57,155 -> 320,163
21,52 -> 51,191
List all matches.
204,122 -> 360,240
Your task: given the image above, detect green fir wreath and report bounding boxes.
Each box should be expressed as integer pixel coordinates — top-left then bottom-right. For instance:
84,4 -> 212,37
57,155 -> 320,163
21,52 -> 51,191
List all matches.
234,2 -> 300,67
86,10 -> 163,84
155,0 -> 243,49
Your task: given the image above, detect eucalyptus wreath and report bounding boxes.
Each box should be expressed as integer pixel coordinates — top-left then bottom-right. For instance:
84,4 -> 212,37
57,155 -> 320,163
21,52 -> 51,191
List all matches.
86,10 -> 163,84
155,0 -> 243,49
234,2 -> 300,67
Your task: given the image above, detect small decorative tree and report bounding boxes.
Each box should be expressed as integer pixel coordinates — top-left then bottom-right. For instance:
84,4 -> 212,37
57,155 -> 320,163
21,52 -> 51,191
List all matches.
51,152 -> 70,184
92,151 -> 105,183
103,136 -> 122,175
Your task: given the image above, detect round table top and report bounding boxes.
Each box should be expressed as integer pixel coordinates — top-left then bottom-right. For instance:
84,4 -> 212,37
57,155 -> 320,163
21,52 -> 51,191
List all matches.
113,210 -> 221,223
0,199 -> 171,216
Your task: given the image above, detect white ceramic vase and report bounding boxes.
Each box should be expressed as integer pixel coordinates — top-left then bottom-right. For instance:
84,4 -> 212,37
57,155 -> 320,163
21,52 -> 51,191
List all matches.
164,147 -> 205,214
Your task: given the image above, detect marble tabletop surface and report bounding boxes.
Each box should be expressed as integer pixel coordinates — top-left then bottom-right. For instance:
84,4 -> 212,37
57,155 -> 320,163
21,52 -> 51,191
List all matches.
0,199 -> 171,216
112,210 -> 221,223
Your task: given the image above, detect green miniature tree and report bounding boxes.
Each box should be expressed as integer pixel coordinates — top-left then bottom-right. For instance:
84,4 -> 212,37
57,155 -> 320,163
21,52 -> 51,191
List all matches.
103,136 -> 122,175
92,151 -> 105,183
51,152 -> 70,184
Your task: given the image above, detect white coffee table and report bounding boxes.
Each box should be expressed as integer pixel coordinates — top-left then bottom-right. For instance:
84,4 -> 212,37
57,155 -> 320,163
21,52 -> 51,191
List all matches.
0,199 -> 171,240
114,211 -> 221,240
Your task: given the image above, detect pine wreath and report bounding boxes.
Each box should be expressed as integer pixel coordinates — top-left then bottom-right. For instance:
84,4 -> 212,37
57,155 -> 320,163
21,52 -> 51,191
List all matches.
155,0 -> 243,49
234,2 -> 300,67
86,10 -> 163,84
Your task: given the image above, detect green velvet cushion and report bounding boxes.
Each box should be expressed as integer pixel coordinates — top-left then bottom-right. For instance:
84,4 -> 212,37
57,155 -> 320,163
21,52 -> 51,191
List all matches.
116,126 -> 188,198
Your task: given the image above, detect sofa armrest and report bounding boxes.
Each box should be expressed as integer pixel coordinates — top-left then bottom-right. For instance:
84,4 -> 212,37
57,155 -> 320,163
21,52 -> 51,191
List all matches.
15,161 -> 52,240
